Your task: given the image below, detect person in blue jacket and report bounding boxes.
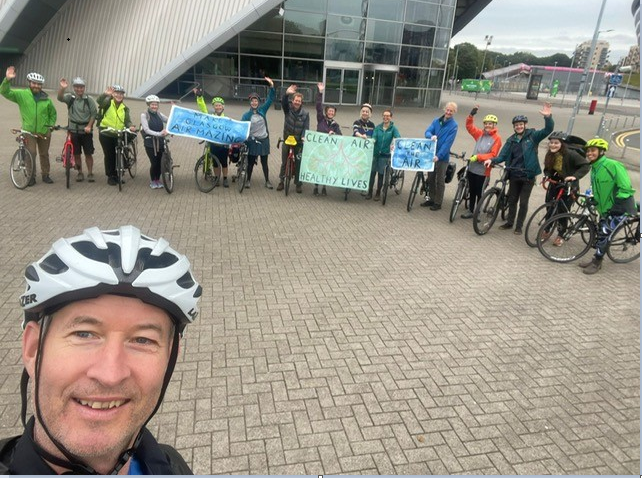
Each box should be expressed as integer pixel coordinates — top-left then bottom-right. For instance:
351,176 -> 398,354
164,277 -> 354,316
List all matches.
484,103 -> 554,234
421,102 -> 458,210
241,77 -> 275,189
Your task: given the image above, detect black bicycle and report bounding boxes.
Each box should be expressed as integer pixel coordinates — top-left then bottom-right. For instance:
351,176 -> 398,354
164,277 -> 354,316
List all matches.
448,152 -> 470,223
103,127 -> 138,191
160,136 -> 176,194
472,165 -> 523,235
381,156 -> 404,206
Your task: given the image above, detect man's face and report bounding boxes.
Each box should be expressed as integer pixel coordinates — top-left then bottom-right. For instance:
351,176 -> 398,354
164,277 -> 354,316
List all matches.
29,81 -> 42,94
513,122 -> 526,134
585,147 -> 601,162
73,85 -> 85,97
292,95 -> 302,110
23,295 -> 174,473
548,139 -> 562,153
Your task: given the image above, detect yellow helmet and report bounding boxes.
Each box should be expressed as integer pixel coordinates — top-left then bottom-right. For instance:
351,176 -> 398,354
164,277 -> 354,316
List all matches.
483,114 -> 498,123
585,138 -> 609,151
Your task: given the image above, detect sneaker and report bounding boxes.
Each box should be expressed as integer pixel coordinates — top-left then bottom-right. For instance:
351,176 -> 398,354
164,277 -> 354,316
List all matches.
582,258 -> 603,275
223,177 -> 229,188
76,172 -> 84,182
499,223 -> 513,230
296,183 -> 302,194
245,183 -> 250,189
87,173 -> 95,183
553,236 -> 564,246
461,211 -> 474,219
149,181 -> 156,189
313,187 -> 319,196
156,180 -> 164,189
373,192 -> 381,201
27,177 -> 36,187
108,177 -> 118,186
429,203 -> 441,211
42,175 -> 54,184
539,229 -> 552,241
265,180 -> 274,189
420,199 -> 434,207
365,192 -> 372,200
276,181 -> 284,191
513,227 -> 523,235
321,187 -> 327,196
579,257 -> 599,268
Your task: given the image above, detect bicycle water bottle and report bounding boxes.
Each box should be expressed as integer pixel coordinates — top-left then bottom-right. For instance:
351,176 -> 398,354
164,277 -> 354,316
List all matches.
585,187 -> 592,197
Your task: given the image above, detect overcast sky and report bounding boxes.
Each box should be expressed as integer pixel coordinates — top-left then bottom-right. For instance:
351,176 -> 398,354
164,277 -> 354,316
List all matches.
451,0 -> 639,63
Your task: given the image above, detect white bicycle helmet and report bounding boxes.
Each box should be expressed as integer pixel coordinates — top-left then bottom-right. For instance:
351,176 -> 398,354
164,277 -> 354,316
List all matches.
72,77 -> 85,86
21,225 -> 201,332
26,72 -> 45,84
145,94 -> 160,104
112,84 -> 125,93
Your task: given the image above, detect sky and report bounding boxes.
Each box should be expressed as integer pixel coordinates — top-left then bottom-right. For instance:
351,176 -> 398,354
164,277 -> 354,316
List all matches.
451,0 -> 639,64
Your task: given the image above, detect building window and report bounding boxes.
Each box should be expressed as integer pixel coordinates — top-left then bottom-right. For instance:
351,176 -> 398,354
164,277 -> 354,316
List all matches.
284,35 -> 325,59
405,1 -> 439,25
327,0 -> 365,16
286,0 -> 328,13
400,46 -> 432,67
327,15 -> 365,41
246,9 -> 283,33
365,42 -> 400,64
240,55 -> 282,79
402,24 -> 435,47
240,32 -> 283,56
325,39 -> 364,62
366,19 -> 403,44
284,10 -> 326,36
284,58 -> 324,82
367,0 -> 405,21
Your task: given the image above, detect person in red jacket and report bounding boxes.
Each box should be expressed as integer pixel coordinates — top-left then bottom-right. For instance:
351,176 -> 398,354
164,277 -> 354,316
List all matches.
462,106 -> 502,218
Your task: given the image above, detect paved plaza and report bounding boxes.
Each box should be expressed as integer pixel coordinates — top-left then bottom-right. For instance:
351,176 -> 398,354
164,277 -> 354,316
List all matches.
0,90 -> 639,474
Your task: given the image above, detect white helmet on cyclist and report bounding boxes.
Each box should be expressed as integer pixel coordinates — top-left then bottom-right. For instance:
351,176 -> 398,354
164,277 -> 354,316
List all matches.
20,225 -> 202,333
112,84 -> 125,93
72,77 -> 85,86
26,72 -> 45,84
145,94 -> 160,104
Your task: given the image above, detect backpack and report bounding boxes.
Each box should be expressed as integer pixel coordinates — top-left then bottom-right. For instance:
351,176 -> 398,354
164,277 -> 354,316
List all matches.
563,134 -> 587,158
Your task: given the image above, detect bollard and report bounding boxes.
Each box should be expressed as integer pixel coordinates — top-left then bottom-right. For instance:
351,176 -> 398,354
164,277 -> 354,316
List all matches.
623,117 -> 628,128
614,118 -> 619,128
621,139 -> 628,159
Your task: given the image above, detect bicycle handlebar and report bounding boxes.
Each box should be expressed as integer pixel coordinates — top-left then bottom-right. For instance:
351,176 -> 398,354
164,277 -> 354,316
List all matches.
10,128 -> 43,138
449,151 -> 466,160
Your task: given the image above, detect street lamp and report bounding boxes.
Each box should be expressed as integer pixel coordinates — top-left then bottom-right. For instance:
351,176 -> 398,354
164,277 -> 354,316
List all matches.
561,45 -> 578,105
475,34 -> 493,100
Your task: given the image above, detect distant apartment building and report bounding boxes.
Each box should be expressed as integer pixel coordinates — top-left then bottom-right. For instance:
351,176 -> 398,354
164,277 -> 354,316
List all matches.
633,0 -> 640,44
623,45 -> 640,72
574,40 -> 610,70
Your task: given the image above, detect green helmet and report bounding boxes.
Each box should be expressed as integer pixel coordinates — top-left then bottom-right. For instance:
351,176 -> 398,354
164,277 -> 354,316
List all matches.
584,138 -> 609,151
211,96 -> 225,106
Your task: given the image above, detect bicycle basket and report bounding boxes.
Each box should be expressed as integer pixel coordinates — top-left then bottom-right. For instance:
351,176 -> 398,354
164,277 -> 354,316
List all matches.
445,161 -> 456,184
228,143 -> 241,163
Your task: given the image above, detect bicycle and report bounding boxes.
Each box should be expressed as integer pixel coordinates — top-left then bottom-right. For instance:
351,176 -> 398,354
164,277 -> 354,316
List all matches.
102,127 -> 138,191
233,143 -> 249,193
524,178 -> 579,248
9,128 -> 37,189
472,165 -> 523,236
380,155 -> 404,206
407,171 -> 428,212
160,136 -> 177,194
53,126 -> 76,189
194,141 -> 222,193
448,151 -> 470,223
276,135 -> 298,196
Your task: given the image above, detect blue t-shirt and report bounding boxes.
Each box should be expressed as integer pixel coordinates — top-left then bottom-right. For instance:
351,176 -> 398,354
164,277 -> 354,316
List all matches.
128,455 -> 145,475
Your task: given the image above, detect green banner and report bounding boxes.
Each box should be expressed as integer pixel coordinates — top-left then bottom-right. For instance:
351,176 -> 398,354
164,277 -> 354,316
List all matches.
299,131 -> 374,191
461,79 -> 492,92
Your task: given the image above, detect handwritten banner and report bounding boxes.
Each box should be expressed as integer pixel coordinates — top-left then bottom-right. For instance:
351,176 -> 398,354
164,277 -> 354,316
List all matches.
166,105 -> 250,145
392,138 -> 437,172
299,131 -> 374,191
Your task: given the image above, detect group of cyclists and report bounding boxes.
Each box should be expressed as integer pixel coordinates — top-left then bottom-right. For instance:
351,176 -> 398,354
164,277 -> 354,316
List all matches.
2,67 -> 637,274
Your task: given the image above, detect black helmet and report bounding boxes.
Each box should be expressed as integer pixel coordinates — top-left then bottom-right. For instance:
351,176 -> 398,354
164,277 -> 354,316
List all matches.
248,92 -> 261,101
548,131 -> 566,141
512,115 -> 528,124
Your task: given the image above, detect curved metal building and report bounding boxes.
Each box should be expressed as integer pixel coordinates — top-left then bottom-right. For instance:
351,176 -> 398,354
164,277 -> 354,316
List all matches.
0,0 -> 490,107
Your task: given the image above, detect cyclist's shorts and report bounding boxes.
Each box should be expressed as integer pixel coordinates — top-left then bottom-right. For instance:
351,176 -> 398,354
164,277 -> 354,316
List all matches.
70,131 -> 95,155
210,143 -> 229,167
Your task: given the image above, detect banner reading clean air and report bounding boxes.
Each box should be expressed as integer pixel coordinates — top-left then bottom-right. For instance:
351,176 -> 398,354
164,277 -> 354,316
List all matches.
299,131 -> 374,191
166,105 -> 250,145
391,138 -> 437,172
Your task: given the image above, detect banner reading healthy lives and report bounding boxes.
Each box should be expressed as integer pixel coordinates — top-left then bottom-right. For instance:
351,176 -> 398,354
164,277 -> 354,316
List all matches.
392,138 -> 437,172
166,105 -> 250,145
299,131 -> 374,191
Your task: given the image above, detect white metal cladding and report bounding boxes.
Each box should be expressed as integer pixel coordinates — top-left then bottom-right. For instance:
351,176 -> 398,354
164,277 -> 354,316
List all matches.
0,0 -> 29,42
13,0 -> 280,97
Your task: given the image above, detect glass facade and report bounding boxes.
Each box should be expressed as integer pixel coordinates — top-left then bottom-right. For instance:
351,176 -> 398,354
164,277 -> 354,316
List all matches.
164,0 -> 456,108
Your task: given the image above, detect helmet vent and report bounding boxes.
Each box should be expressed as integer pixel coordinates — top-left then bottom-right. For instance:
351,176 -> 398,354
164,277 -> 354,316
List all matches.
138,249 -> 179,270
40,254 -> 69,274
72,241 -> 111,265
25,265 -> 39,282
176,271 -> 196,289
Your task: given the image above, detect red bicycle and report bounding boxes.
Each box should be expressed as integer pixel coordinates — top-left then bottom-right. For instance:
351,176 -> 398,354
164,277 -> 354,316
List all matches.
53,125 -> 76,189
276,135 -> 298,196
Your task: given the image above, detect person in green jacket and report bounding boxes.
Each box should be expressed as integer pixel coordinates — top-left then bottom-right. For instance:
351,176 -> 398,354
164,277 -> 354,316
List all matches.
578,138 -> 637,275
367,109 -> 401,201
1,66 -> 57,185
193,89 -> 230,187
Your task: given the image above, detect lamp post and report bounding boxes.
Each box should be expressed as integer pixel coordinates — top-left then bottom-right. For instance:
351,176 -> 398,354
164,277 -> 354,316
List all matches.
561,46 -> 578,105
500,61 -> 511,100
450,44 -> 460,93
566,0 -> 608,135
620,66 -> 633,105
475,35 -> 493,100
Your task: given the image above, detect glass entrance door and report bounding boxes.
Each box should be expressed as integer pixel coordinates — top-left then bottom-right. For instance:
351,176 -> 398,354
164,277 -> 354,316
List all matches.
324,68 -> 360,105
362,69 -> 396,106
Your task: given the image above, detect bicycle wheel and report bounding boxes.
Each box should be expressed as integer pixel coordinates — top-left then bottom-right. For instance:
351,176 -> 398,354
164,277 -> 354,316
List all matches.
524,202 -> 551,248
10,148 -> 34,189
473,188 -> 502,235
499,194 -> 508,220
407,173 -> 422,212
194,156 -> 216,193
537,213 -> 595,263
449,178 -> 467,223
237,155 -> 247,193
284,156 -> 293,196
161,151 -> 174,194
116,150 -> 124,192
607,216 -> 640,263
381,166 -> 390,205
394,170 -> 405,195
126,145 -> 137,178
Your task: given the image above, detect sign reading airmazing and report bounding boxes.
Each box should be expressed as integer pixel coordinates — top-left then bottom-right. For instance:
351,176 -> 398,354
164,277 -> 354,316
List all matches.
166,105 -> 250,145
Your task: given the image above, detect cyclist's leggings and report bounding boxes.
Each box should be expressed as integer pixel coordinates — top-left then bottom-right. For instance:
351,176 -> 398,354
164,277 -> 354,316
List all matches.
467,171 -> 486,212
595,214 -> 626,258
99,134 -> 118,178
368,169 -> 384,194
145,146 -> 163,181
247,155 -> 269,182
